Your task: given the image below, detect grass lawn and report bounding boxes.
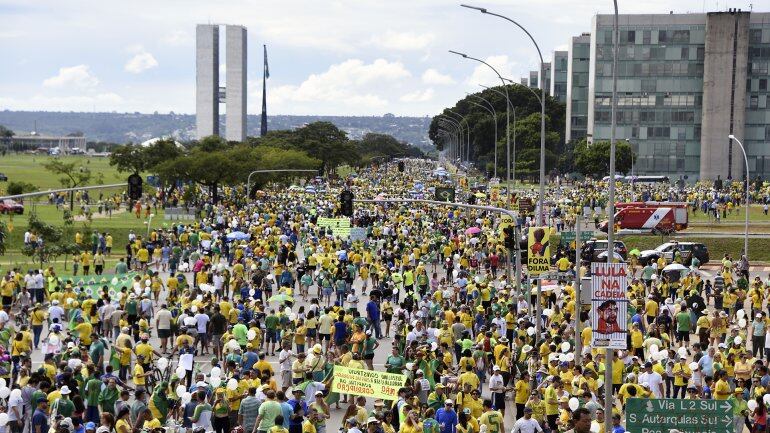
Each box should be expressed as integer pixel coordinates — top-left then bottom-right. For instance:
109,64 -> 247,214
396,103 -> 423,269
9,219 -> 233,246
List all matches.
689,204 -> 769,223
0,154 -> 127,195
617,235 -> 770,263
0,206 -> 165,273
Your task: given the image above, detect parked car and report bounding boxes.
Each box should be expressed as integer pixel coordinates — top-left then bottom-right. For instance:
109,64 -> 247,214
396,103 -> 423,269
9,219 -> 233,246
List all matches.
581,239 -> 628,262
0,173 -> 7,181
638,241 -> 709,266
0,199 -> 23,214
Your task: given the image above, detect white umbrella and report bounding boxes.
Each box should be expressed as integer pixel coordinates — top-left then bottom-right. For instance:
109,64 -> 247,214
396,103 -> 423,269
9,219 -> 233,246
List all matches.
597,251 -> 625,262
663,263 -> 688,272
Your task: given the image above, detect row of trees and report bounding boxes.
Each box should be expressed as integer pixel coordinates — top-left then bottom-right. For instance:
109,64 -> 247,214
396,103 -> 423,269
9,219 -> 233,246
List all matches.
428,85 -> 633,178
110,121 -> 424,202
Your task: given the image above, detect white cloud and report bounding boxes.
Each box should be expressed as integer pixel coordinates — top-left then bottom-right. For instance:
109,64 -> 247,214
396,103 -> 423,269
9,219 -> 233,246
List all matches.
422,69 -> 455,85
465,55 -> 518,88
161,30 -> 191,47
400,88 -> 434,102
43,65 -> 99,88
268,58 -> 410,110
125,50 -> 158,74
371,30 -> 435,51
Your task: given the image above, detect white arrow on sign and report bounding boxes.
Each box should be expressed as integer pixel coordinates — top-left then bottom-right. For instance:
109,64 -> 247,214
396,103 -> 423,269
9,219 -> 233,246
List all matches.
723,415 -> 732,425
721,401 -> 732,413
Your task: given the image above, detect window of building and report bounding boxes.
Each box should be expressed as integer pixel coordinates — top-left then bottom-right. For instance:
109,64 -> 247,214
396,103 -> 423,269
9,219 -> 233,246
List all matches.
641,79 -> 656,92
761,79 -> 768,91
765,126 -> 770,141
750,29 -> 762,44
672,30 -> 690,43
643,30 -> 651,44
631,126 -> 639,138
658,30 -> 668,43
604,30 -> 613,45
681,47 -> 689,60
697,47 -> 705,60
750,95 -> 759,109
626,30 -> 636,44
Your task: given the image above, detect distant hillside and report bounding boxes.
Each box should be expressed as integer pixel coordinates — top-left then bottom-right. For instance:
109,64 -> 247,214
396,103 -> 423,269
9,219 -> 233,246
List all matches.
0,110 -> 434,152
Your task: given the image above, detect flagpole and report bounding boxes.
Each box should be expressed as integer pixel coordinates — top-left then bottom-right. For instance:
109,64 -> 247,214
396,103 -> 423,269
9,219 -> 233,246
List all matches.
260,44 -> 269,137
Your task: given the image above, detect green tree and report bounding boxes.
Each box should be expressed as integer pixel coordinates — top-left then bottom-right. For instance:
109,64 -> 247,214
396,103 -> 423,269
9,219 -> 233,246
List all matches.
574,139 -> 633,178
21,212 -> 78,267
42,159 -> 92,210
109,144 -> 149,173
5,181 -> 38,196
195,135 -> 230,153
292,122 -> 360,171
353,133 -> 424,164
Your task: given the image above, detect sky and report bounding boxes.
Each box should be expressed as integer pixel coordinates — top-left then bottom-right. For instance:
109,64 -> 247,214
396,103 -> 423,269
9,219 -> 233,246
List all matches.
0,0 -> 759,117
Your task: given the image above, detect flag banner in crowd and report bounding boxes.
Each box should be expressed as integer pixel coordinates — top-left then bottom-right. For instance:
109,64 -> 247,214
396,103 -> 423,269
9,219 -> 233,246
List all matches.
56,272 -> 141,298
527,226 -> 551,275
317,217 -> 351,238
349,227 -> 367,241
590,262 -> 629,349
330,365 -> 407,400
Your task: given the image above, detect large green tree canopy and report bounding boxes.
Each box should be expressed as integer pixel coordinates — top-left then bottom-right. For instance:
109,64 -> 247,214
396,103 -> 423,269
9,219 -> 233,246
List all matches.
429,85 -> 565,177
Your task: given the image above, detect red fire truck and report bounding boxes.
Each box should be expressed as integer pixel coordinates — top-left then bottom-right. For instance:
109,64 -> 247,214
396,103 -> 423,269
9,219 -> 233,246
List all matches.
599,202 -> 689,234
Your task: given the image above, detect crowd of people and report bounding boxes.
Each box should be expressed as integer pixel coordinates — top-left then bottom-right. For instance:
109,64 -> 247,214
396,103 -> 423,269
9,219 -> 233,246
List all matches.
0,158 -> 767,433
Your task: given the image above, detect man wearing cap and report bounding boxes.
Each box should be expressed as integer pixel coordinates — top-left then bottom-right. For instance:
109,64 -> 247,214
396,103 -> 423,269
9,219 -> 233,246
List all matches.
511,407 -> 542,433
435,399 -> 457,433
638,362 -> 664,399
32,397 -> 48,433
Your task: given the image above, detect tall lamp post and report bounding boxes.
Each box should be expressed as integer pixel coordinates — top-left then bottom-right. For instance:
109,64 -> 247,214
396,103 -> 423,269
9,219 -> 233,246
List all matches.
449,50 -> 510,187
461,4 -> 549,349
446,109 -> 471,164
467,94 -> 498,178
460,5 -> 546,227
439,116 -> 463,163
603,2 -> 620,430
438,120 -> 461,161
479,84 -> 516,192
728,134 -> 751,260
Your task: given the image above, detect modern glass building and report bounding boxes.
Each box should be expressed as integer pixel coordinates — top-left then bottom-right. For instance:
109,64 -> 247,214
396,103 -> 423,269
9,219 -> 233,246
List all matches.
539,62 -> 552,96
566,33 -> 591,142
581,10 -> 770,180
529,71 -> 539,89
550,51 -> 569,103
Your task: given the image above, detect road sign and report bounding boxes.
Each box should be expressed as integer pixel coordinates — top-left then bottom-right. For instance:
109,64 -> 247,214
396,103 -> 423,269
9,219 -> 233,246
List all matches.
435,187 -> 455,202
560,230 -> 594,243
626,398 -> 733,433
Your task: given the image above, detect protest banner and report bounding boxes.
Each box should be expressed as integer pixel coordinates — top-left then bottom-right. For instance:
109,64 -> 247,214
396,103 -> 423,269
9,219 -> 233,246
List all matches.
590,262 -> 628,349
317,217 -> 351,238
330,365 -> 407,400
527,226 -> 551,276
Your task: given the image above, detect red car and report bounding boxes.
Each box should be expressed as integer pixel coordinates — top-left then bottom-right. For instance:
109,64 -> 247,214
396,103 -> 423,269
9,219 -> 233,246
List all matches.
0,199 -> 24,214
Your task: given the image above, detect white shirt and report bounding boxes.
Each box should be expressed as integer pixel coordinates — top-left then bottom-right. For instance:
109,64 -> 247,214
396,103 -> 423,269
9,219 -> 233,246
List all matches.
279,350 -> 294,371
639,371 -> 664,398
511,417 -> 542,433
489,373 -> 505,393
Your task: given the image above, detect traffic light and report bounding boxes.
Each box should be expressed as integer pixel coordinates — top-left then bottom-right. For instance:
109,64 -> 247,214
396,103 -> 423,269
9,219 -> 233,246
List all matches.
340,190 -> 354,217
502,226 -> 516,250
398,161 -> 405,173
127,173 -> 143,200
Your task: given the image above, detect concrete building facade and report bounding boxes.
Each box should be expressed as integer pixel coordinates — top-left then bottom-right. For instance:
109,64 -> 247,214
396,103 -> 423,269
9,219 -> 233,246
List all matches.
566,33 -> 591,142
539,62 -> 552,96
550,51 -> 569,103
577,10 -> 770,180
529,71 -> 539,89
196,24 -> 248,142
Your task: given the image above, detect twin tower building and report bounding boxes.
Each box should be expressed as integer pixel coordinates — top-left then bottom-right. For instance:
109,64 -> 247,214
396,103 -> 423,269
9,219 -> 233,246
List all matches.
195,24 -> 247,142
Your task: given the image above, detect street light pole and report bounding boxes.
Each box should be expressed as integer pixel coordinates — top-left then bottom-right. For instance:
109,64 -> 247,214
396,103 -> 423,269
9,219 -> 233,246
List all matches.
728,134 -> 751,260
480,84 -> 517,193
468,94 -> 498,179
449,50 -> 510,184
604,2 -> 620,430
460,5 -> 547,227
439,116 -> 463,163
462,4 -> 548,349
438,120 -> 461,162
467,99 -> 497,178
445,109 -> 471,164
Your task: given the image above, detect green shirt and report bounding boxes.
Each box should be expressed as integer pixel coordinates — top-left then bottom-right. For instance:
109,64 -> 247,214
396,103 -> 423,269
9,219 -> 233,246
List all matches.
265,315 -> 279,330
56,398 -> 75,417
257,400 -> 282,430
233,324 -> 248,346
86,377 -> 103,406
192,402 -> 213,422
115,262 -> 128,275
676,311 -> 691,332
385,355 -> 404,374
